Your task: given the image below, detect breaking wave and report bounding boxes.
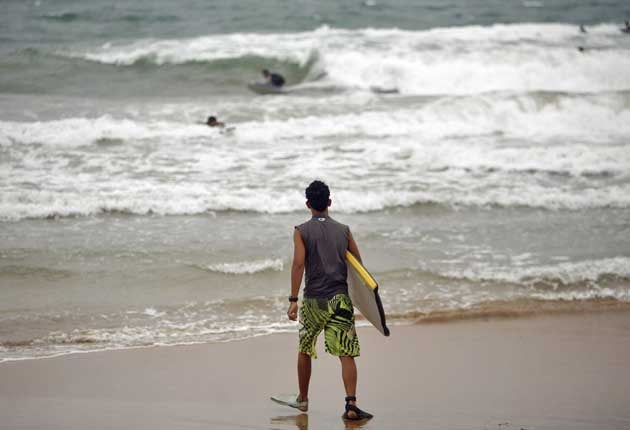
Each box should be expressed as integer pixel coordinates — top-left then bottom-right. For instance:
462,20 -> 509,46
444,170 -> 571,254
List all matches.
58,23 -> 630,95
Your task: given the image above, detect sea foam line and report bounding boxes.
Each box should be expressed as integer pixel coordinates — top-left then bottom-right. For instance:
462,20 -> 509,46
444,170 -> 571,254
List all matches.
204,258 -> 284,275
443,256 -> 630,286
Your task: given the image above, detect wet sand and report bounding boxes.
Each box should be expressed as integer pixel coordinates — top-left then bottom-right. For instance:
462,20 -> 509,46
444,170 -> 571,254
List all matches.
1,311 -> 629,430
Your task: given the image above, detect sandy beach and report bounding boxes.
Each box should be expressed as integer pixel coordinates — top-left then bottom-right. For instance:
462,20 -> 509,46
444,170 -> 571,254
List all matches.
1,311 -> 629,430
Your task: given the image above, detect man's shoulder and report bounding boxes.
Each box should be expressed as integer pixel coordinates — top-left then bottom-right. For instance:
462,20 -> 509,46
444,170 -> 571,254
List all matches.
296,216 -> 350,231
295,218 -> 313,234
327,217 -> 350,232
296,218 -> 312,229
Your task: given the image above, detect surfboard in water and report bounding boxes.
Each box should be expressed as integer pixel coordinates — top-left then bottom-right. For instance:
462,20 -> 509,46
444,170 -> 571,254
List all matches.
346,251 -> 390,336
247,81 -> 289,95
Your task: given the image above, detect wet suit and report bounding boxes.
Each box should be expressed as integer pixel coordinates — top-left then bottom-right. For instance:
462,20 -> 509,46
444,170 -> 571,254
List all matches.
270,72 -> 285,87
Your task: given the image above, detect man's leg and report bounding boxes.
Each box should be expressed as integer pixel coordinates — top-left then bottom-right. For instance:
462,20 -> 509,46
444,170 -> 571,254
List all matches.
339,356 -> 372,420
340,355 -> 358,417
322,295 -> 370,420
298,352 -> 311,401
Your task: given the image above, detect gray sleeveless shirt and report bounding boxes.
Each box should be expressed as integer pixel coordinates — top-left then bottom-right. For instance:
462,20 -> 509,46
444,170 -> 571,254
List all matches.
295,215 -> 350,299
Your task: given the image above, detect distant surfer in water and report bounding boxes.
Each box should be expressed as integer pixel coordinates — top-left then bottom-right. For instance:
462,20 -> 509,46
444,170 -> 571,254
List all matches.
622,20 -> 630,34
262,69 -> 286,88
271,180 -> 373,422
205,116 -> 225,128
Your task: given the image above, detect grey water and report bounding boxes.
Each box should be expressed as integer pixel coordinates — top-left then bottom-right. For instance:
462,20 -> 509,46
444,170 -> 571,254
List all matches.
1,0 -> 630,361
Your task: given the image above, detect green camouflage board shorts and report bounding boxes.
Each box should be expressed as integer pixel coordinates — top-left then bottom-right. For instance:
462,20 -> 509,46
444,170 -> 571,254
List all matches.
298,293 -> 360,358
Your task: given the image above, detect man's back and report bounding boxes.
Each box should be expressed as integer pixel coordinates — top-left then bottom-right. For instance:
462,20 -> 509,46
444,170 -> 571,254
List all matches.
296,215 -> 349,299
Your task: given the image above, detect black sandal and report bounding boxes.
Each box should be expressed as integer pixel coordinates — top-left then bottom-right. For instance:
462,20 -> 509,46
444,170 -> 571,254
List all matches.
342,396 -> 374,421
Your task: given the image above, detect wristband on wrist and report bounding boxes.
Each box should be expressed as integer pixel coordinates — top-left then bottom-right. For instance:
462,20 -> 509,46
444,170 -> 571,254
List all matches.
288,296 -> 298,302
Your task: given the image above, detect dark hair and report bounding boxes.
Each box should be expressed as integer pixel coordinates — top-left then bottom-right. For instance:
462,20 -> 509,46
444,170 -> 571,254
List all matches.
207,116 -> 216,124
262,69 -> 270,76
305,180 -> 330,212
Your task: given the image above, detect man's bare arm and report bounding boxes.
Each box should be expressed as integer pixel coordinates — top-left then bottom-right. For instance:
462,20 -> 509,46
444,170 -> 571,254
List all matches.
291,229 -> 306,297
288,229 -> 306,321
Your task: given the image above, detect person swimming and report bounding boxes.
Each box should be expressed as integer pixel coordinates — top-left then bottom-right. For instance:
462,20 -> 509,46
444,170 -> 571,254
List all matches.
206,116 -> 225,128
622,20 -> 630,33
262,69 -> 286,88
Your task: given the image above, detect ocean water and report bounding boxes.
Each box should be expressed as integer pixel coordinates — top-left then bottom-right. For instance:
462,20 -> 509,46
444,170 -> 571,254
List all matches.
1,0 -> 630,362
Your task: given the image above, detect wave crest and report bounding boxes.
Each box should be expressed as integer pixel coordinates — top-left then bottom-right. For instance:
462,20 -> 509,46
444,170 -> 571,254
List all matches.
446,257 -> 630,287
203,258 -> 284,275
58,23 -> 630,95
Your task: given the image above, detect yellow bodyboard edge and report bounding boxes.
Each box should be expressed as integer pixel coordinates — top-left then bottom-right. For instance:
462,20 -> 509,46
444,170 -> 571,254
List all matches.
345,251 -> 378,290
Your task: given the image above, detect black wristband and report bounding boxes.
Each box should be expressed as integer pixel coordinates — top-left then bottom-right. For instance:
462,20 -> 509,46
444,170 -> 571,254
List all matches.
288,296 -> 298,302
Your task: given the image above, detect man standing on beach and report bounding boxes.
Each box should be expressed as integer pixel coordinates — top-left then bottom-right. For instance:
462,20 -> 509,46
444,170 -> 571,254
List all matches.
271,180 -> 373,421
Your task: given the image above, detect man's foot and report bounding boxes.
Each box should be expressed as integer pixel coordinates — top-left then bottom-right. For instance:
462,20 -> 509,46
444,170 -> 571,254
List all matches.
342,396 -> 373,421
270,394 -> 308,412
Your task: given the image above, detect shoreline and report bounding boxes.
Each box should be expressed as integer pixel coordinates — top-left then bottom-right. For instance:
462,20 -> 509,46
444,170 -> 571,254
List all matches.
2,311 -> 629,429
3,298 -> 630,365
3,298 -> 630,364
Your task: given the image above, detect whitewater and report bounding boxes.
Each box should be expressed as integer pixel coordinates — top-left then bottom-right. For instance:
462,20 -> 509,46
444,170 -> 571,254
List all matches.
2,24 -> 630,220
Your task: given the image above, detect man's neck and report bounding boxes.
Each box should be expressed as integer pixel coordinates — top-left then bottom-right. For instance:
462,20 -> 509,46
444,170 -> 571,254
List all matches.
311,210 -> 329,218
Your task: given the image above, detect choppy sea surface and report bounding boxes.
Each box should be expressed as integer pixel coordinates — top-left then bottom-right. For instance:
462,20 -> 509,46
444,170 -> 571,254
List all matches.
1,0 -> 630,362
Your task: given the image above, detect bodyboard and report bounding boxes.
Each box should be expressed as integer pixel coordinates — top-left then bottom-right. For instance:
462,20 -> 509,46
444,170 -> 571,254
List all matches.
247,81 -> 288,95
346,251 -> 390,336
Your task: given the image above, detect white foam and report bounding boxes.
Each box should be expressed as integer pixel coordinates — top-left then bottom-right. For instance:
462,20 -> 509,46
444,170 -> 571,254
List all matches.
3,91 -> 629,146
446,256 -> 630,286
0,116 -> 213,147
143,307 -> 165,317
234,92 -> 630,144
2,183 -> 628,220
205,258 -> 284,275
1,101 -> 630,219
0,303 -> 298,362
